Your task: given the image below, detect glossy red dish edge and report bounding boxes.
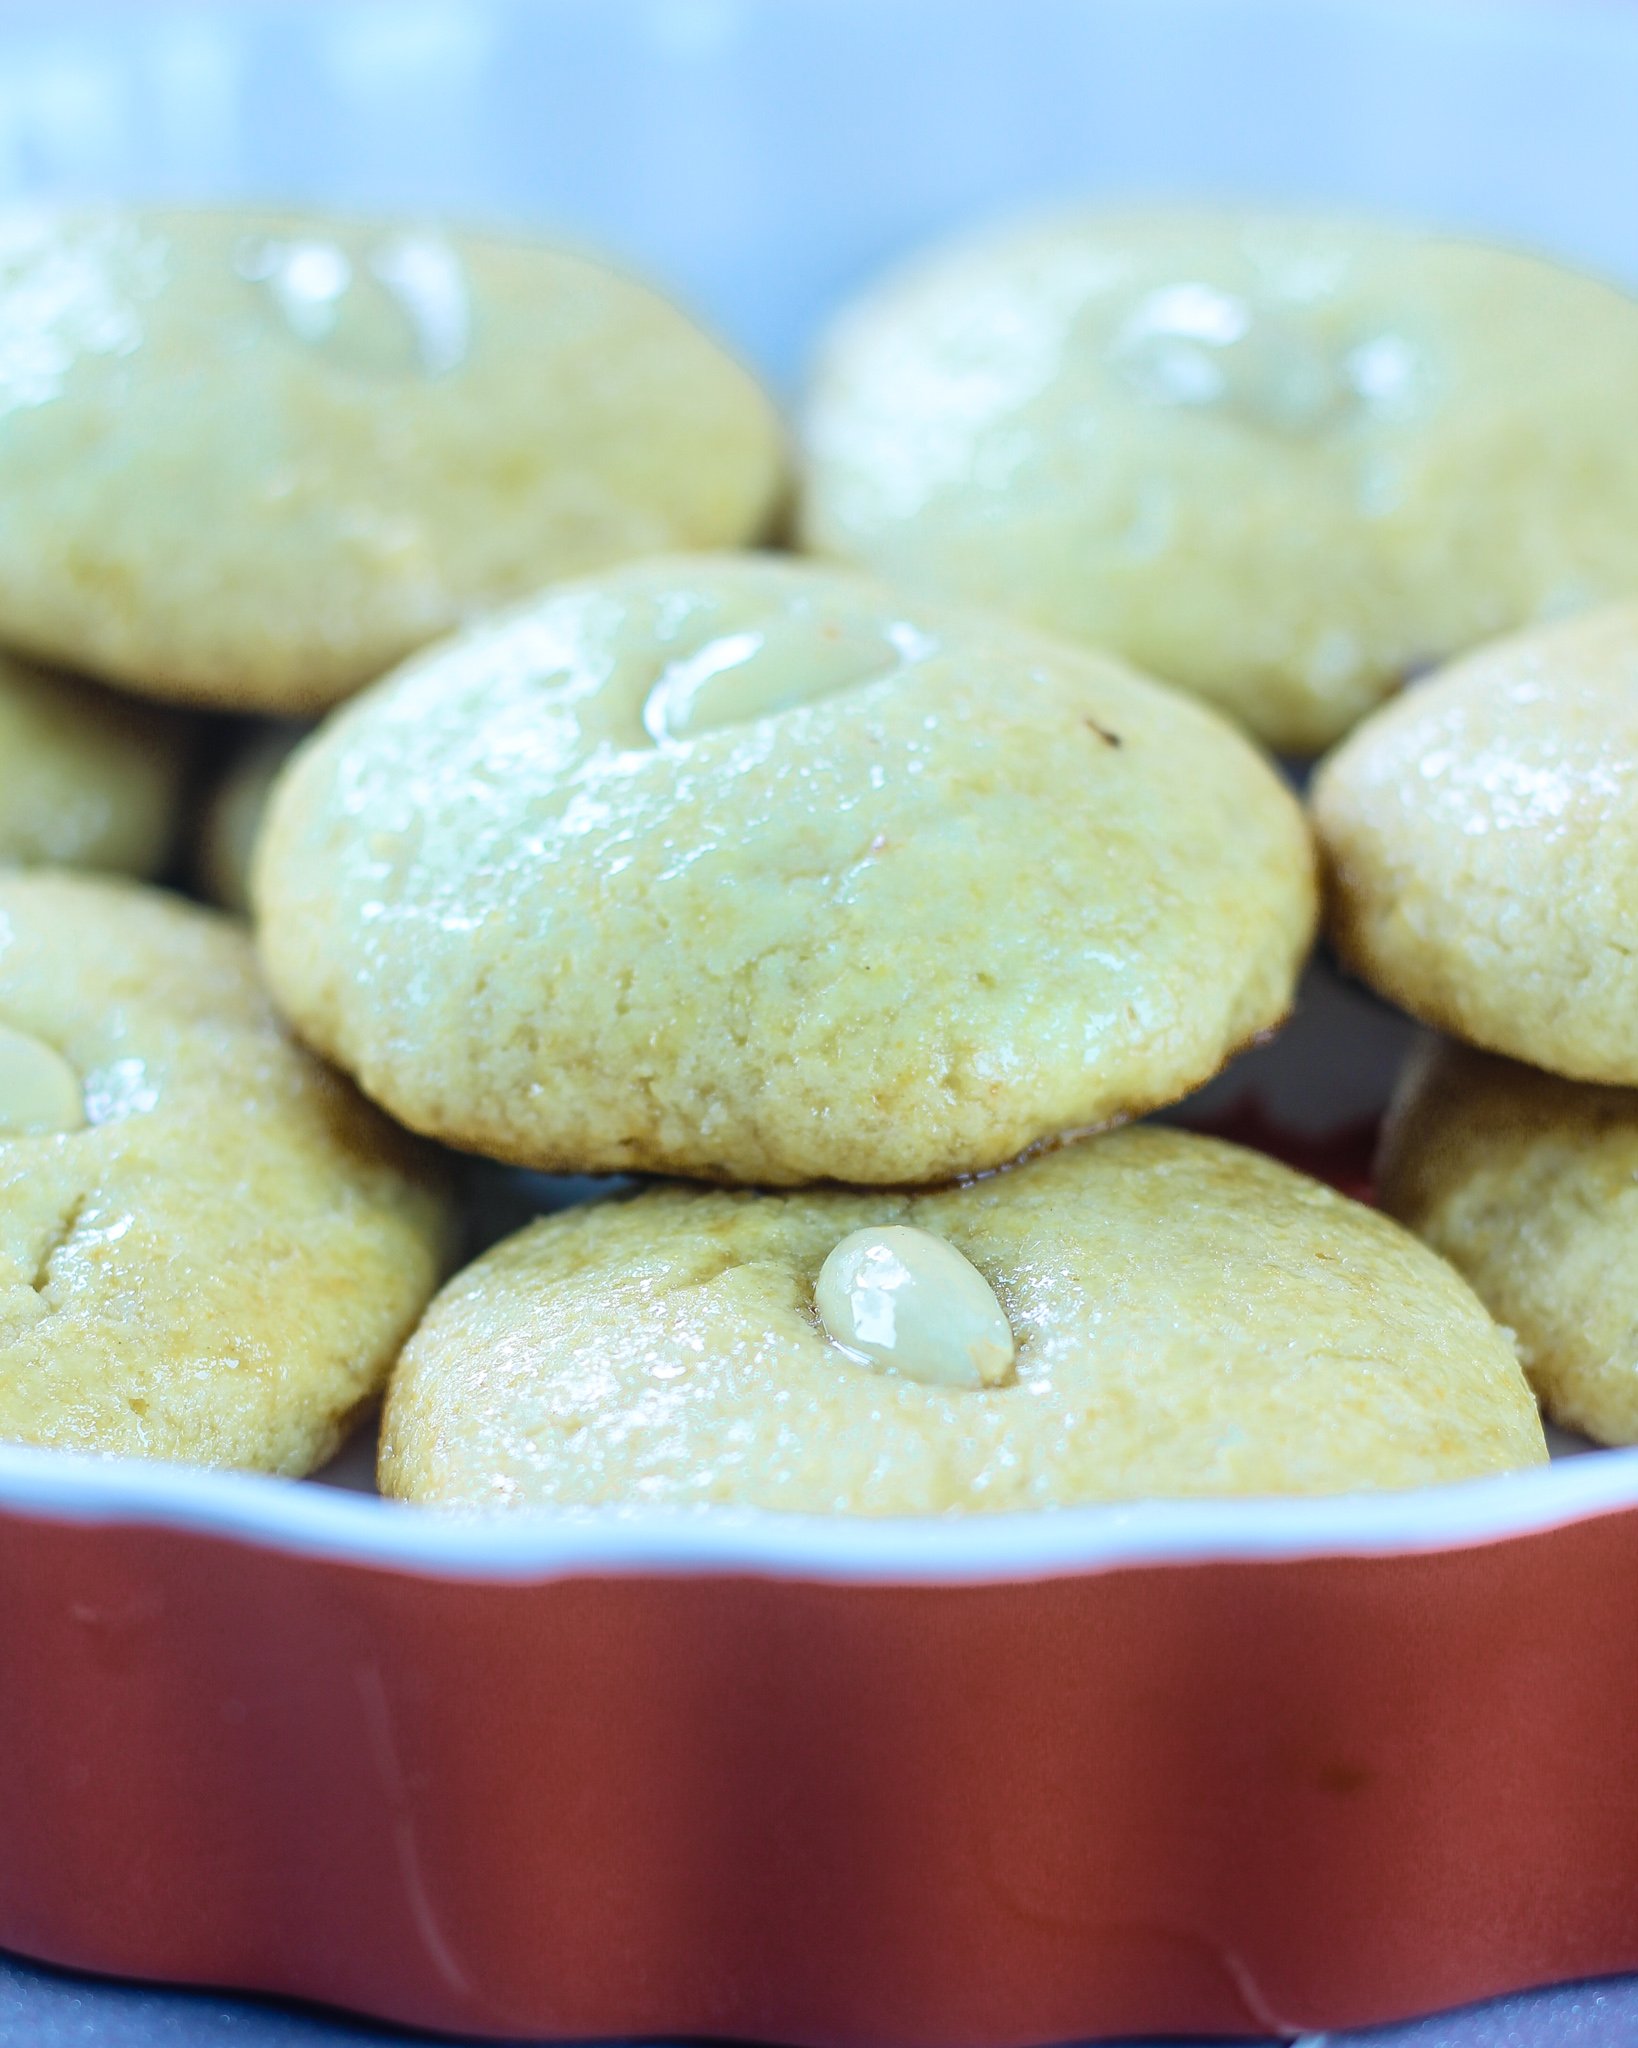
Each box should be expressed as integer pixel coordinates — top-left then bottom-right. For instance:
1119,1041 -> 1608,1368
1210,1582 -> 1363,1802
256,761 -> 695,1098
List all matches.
1181,1101 -> 1381,1206
3,1445 -> 1638,2044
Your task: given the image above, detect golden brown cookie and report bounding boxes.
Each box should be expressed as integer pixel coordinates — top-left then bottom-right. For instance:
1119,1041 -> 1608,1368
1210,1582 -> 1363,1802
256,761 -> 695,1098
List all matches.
380,1128 -> 1544,1512
0,207 -> 786,711
1314,603 -> 1638,1082
255,554 -> 1316,1186
195,721 -> 308,914
803,209 -> 1638,752
1381,1038 -> 1638,1446
0,872 -> 452,1470
0,651 -> 187,876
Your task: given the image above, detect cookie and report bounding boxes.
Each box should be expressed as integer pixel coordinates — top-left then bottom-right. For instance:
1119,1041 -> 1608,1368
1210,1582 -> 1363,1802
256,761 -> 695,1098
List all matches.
801,208 -> 1638,754
0,207 -> 786,712
1380,1039 -> 1638,1446
196,721 -> 308,914
379,1128 -> 1544,1512
0,872 -> 451,1470
0,651 -> 187,876
254,554 -> 1316,1187
1313,603 -> 1638,1082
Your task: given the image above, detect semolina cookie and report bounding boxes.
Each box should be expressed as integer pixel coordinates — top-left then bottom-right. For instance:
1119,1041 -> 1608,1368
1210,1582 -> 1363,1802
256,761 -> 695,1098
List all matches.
801,208 -> 1638,754
0,872 -> 452,1471
196,721 -> 309,914
1380,1038 -> 1638,1448
379,1128 -> 1545,1513
0,207 -> 786,713
254,555 -> 1316,1187
0,651 -> 188,876
1314,603 -> 1638,1083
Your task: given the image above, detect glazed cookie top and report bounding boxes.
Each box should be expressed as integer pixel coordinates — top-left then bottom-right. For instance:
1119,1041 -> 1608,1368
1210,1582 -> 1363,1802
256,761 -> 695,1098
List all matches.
0,652 -> 188,877
255,554 -> 1315,1187
801,209 -> 1638,753
1380,1040 -> 1638,1448
379,1128 -> 1545,1513
0,873 -> 451,1471
0,207 -> 786,712
1314,603 -> 1638,1084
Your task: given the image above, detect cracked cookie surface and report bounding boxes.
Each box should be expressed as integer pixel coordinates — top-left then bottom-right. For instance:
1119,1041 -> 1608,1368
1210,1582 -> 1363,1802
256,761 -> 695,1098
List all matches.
255,554 -> 1315,1186
0,872 -> 451,1468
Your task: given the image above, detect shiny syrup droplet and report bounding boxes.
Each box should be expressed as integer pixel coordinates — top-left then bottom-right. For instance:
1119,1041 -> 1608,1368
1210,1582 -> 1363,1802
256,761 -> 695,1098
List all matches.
0,1024 -> 84,1137
234,232 -> 470,378
642,614 -> 935,745
1110,283 -> 1424,440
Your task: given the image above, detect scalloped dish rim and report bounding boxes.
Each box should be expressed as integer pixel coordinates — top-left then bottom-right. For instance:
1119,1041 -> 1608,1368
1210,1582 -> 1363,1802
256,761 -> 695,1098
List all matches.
0,1438 -> 1628,1581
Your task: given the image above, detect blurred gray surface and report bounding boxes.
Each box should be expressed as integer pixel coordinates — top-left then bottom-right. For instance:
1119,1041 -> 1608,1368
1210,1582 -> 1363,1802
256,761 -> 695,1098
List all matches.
3,1950 -> 1638,2044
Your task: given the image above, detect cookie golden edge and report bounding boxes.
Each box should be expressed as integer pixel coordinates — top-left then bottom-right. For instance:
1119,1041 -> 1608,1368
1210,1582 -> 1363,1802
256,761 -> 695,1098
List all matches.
0,652 -> 192,878
1379,1037 -> 1638,1448
378,1127 -> 1546,1514
0,871 -> 457,1473
0,206 -> 792,715
250,553 -> 1319,1187
195,720 -> 310,914
800,205 -> 1638,757
1312,603 -> 1638,1084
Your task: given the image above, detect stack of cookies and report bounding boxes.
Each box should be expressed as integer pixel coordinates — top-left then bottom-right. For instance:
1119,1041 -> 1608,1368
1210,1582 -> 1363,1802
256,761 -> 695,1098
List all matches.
15,198 -> 1638,1510
252,551 -> 1542,1510
1315,607 -> 1638,1451
0,204 -> 782,1475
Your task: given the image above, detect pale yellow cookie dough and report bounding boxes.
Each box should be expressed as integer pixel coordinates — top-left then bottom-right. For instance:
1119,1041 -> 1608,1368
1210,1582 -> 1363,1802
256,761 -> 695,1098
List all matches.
254,554 -> 1316,1186
801,208 -> 1638,753
379,1128 -> 1545,1512
1381,1039 -> 1638,1447
0,651 -> 187,875
196,721 -> 308,914
1314,603 -> 1638,1082
0,207 -> 786,712
0,872 -> 452,1470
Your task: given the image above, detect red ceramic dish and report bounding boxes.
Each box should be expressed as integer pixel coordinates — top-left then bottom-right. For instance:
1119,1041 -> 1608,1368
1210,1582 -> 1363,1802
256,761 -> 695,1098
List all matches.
7,0 -> 1638,2035
1180,1101 -> 1381,1205
3,1449 -> 1637,2042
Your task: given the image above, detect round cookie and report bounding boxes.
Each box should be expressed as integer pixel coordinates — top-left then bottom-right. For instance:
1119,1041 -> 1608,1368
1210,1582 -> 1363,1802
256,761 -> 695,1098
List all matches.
254,554 -> 1316,1187
0,651 -> 187,876
196,721 -> 309,914
0,207 -> 786,712
0,872 -> 452,1471
800,208 -> 1638,754
1313,603 -> 1638,1083
379,1128 -> 1545,1512
1380,1039 -> 1638,1447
